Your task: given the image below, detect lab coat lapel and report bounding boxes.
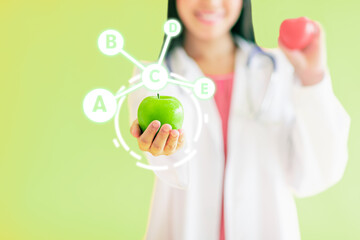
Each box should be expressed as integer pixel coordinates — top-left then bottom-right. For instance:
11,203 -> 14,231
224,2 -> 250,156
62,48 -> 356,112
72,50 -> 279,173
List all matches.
168,37 -> 254,161
227,37 -> 253,157
169,47 -> 224,159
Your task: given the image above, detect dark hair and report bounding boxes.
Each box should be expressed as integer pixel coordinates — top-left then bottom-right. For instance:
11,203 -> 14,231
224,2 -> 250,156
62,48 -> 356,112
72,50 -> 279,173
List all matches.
164,0 -> 256,57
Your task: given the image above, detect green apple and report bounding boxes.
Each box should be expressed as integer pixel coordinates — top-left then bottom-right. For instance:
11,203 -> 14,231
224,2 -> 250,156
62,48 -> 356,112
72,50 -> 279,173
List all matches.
137,94 -> 184,133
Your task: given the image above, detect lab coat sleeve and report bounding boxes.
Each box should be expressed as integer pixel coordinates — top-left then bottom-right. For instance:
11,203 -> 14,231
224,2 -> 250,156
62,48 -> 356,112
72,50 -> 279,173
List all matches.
285,67 -> 351,198
127,66 -> 190,190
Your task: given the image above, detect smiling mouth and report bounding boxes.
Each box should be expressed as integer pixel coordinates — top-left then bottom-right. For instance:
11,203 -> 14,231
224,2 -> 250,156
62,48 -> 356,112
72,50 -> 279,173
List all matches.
195,11 -> 224,25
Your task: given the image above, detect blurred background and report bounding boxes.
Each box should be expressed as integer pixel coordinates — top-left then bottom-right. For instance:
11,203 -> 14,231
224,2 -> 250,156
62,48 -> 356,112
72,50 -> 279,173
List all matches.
0,0 -> 359,239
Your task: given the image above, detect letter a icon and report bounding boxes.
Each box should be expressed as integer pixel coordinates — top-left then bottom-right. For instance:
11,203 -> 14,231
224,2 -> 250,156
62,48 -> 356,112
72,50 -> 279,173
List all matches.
92,95 -> 107,112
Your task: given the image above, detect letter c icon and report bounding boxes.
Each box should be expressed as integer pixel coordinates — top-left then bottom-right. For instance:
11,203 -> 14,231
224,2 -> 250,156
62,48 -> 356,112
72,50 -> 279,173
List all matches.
150,70 -> 160,82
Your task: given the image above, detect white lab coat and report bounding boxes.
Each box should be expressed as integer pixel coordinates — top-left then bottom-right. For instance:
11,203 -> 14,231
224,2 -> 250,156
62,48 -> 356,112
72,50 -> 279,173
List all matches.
127,36 -> 350,240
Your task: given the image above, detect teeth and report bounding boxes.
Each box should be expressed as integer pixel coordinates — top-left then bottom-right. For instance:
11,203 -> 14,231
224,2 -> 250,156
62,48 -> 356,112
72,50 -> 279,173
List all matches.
201,14 -> 217,20
197,12 -> 222,22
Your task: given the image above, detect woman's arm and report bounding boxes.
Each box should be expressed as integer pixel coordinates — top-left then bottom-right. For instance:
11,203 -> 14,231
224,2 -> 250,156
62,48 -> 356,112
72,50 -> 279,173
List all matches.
277,21 -> 351,197
285,69 -> 350,198
272,22 -> 350,197
127,67 -> 191,190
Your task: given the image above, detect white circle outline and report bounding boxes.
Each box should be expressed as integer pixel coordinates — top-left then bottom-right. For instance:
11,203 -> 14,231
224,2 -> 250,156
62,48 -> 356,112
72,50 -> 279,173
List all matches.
164,19 -> 181,37
141,64 -> 169,91
97,29 -> 124,56
83,88 -> 117,123
113,81 -> 204,171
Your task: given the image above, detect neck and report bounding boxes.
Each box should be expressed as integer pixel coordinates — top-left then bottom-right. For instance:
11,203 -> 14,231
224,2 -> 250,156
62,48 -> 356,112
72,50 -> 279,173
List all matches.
183,32 -> 237,61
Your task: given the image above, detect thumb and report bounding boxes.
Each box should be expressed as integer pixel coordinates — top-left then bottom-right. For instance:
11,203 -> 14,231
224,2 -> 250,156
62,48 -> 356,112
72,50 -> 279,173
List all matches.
278,38 -> 306,69
130,119 -> 142,138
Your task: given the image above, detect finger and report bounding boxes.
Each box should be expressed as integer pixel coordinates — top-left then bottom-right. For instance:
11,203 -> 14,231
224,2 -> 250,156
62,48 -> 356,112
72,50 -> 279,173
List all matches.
302,21 -> 322,53
138,120 -> 161,150
130,119 -> 141,138
303,21 -> 326,58
150,124 -> 172,154
278,37 -> 295,56
278,38 -> 306,68
312,21 -> 327,66
278,37 -> 301,56
176,129 -> 186,150
311,21 -> 324,42
164,129 -> 179,155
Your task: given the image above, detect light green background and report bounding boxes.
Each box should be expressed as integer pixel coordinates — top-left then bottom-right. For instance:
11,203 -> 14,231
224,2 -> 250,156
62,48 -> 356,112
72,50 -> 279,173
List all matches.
1,0 -> 359,239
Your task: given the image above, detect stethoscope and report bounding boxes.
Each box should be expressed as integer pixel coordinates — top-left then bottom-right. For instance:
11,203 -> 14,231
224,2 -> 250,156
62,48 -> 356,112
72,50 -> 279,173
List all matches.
165,45 -> 277,120
245,45 -> 277,120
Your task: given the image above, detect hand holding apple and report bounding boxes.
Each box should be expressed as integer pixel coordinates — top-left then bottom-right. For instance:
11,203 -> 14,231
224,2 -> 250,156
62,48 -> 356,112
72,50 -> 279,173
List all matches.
278,17 -> 327,86
130,119 -> 186,156
131,94 -> 185,156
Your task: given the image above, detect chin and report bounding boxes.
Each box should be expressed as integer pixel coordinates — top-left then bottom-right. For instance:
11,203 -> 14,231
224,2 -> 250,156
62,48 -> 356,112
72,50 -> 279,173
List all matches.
191,18 -> 233,39
200,34 -> 223,42
192,29 -> 228,42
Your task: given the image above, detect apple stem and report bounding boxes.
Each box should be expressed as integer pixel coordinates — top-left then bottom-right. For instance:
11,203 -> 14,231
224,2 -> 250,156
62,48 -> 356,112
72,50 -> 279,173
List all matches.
157,93 -> 159,99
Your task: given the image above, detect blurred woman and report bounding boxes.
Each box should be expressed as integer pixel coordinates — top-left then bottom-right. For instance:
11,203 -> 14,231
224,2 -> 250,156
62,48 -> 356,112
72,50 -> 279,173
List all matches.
128,0 -> 350,239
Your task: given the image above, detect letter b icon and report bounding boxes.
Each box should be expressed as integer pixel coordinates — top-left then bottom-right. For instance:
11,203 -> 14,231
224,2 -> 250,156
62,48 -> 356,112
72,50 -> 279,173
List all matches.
98,30 -> 124,56
106,34 -> 117,49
